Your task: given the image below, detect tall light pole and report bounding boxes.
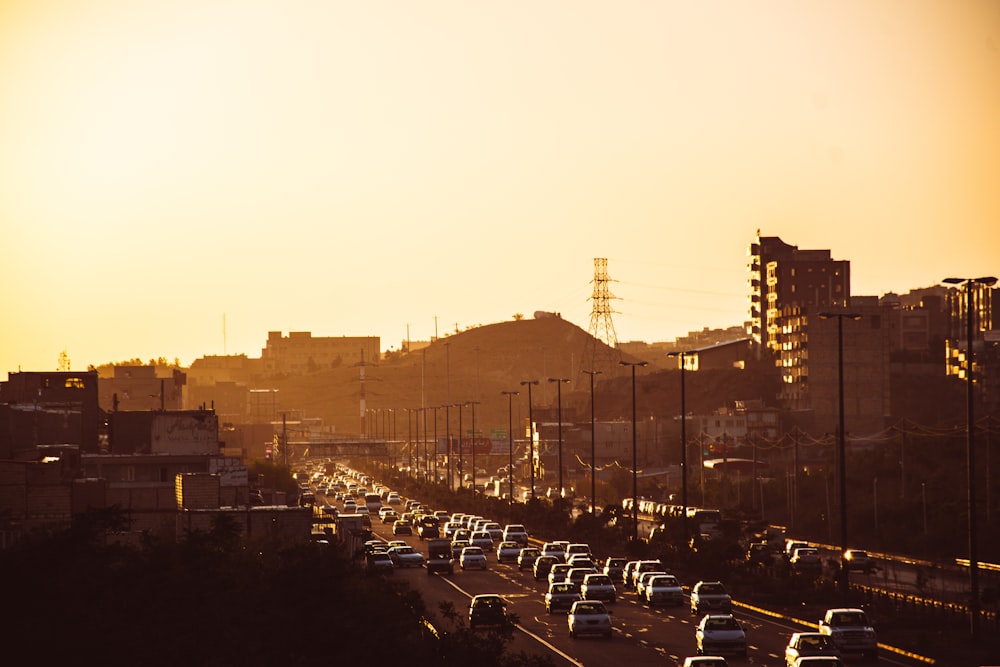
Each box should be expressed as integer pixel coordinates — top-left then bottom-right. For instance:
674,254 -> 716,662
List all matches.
548,378 -> 570,500
583,369 -> 602,514
468,400 -> 480,492
445,403 -> 452,492
819,310 -> 862,597
620,360 -> 647,542
667,351 -> 690,531
520,380 -> 539,500
502,391 -> 519,505
943,275 -> 997,640
432,405 -> 440,483
455,403 -> 465,489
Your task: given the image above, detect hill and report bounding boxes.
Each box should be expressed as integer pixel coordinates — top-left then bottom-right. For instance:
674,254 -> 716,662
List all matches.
263,316 -> 780,437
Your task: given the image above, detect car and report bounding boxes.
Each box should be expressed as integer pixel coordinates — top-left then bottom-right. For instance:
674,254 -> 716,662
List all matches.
451,539 -> 472,560
690,581 -> 732,616
784,632 -> 841,667
580,573 -> 616,603
548,563 -> 573,586
417,516 -> 441,540
644,573 -> 684,606
696,614 -> 747,658
790,547 -> 823,571
452,528 -> 472,542
630,559 -> 667,590
392,519 -> 413,536
482,522 -> 504,541
533,555 -> 559,581
545,581 -> 582,613
387,545 -> 425,568
469,594 -> 508,629
635,570 -> 668,599
470,531 -> 494,552
818,608 -> 877,660
567,600 -> 612,639
517,547 -> 541,571
621,560 -> 641,588
541,542 -> 567,562
363,539 -> 389,556
842,549 -> 876,574
503,523 -> 529,546
365,552 -> 394,575
443,521 -> 462,538
343,500 -> 358,513
386,492 -> 402,505
566,566 -> 598,586
789,658 -> 844,667
496,541 -> 522,564
746,542 -> 773,566
681,658 -> 729,667
567,555 -> 597,569
460,546 -> 488,570
378,507 -> 397,521
565,543 -> 593,563
603,557 -> 628,580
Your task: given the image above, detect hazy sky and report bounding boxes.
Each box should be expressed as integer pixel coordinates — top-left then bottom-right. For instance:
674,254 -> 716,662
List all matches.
2,1 -> 999,374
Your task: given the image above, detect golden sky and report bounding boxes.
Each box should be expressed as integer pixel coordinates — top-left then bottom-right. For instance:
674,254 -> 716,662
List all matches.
2,0 -> 998,373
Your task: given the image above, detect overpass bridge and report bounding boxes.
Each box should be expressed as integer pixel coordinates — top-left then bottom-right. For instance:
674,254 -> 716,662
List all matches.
288,438 -> 395,457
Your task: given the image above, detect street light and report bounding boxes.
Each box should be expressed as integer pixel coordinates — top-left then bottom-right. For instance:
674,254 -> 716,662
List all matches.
520,380 -> 539,500
583,369 -> 602,514
454,403 -> 465,489
445,403 -> 452,491
818,310 -> 862,597
502,390 -> 519,505
432,406 -> 440,483
468,401 -> 480,492
667,351 -> 691,531
548,378 -> 570,500
619,360 -> 647,542
943,275 -> 997,640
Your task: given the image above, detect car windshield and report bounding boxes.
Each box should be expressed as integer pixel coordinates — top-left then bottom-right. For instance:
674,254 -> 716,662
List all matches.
706,617 -> 739,630
573,602 -> 604,614
699,583 -> 725,594
832,612 -> 867,626
799,635 -> 833,650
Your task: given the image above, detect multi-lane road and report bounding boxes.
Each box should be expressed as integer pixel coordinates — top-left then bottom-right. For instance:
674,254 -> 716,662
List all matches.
366,521 -> 933,667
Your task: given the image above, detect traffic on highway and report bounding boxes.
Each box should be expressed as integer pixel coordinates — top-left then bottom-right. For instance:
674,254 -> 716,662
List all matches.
300,459 -> 948,667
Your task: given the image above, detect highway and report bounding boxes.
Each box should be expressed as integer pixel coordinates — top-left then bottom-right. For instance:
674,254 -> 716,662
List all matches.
367,521 -> 932,667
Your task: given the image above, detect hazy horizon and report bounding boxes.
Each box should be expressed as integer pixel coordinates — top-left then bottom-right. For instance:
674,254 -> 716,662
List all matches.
3,1 -> 998,374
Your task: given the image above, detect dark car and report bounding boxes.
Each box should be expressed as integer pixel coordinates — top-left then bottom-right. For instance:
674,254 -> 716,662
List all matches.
545,581 -> 582,613
533,555 -> 559,581
469,594 -> 508,629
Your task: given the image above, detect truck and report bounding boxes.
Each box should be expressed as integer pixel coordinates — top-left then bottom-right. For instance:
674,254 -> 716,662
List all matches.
818,607 -> 878,661
425,538 -> 454,575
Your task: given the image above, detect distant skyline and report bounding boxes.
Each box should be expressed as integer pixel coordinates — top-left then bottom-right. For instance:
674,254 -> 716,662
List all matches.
2,1 -> 998,374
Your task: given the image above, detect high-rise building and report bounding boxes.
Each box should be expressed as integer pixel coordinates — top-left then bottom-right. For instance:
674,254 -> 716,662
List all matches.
747,231 -> 850,356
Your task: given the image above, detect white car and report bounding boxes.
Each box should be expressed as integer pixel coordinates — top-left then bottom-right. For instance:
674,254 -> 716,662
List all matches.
459,546 -> 488,570
682,658 -> 729,667
635,570 -> 668,599
690,581 -> 732,616
644,574 -> 684,607
696,614 -> 747,658
495,541 -> 522,564
387,545 -> 425,568
470,531 -> 494,552
580,573 -> 617,603
567,600 -> 612,639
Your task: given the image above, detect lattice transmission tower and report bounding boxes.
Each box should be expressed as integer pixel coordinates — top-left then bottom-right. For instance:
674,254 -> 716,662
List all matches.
584,258 -> 621,375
